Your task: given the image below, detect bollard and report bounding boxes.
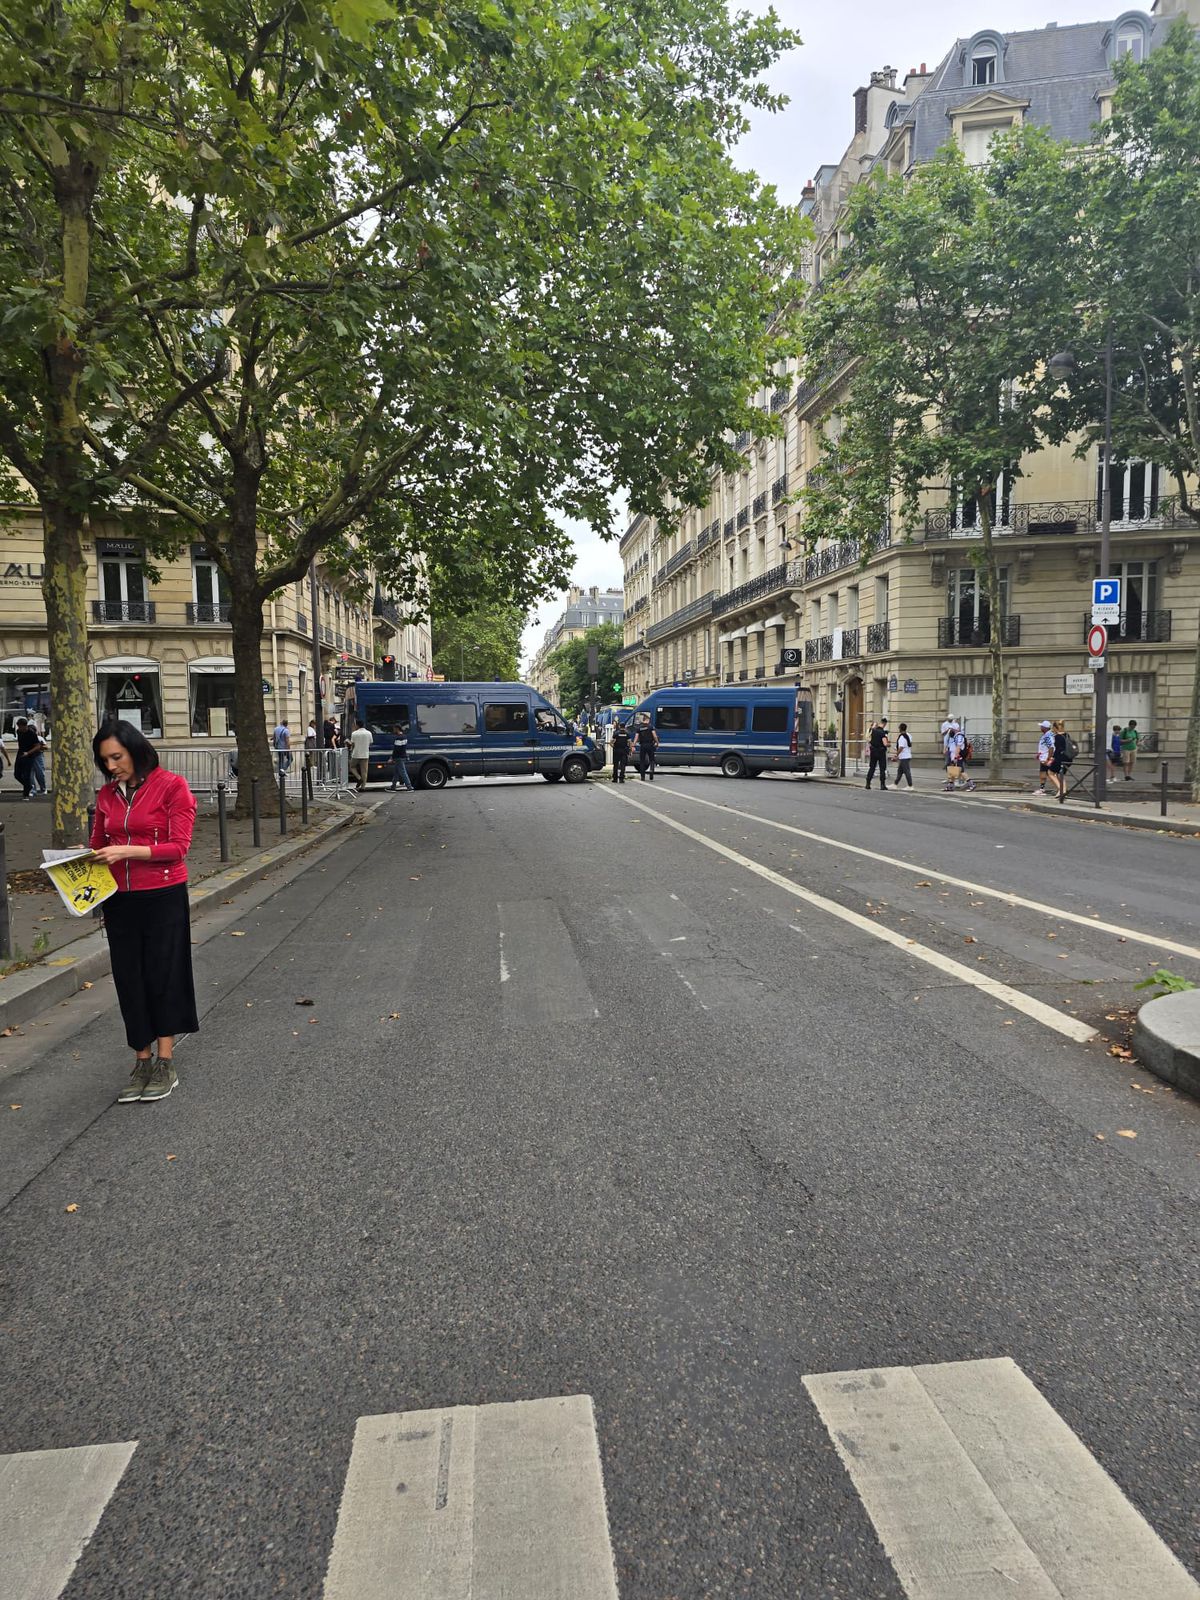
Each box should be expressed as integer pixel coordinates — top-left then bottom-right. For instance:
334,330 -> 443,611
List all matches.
0,822 -> 10,961
216,781 -> 230,862
1161,760 -> 1169,819
251,777 -> 261,848
306,762 -> 314,803
301,765 -> 309,825
278,769 -> 288,836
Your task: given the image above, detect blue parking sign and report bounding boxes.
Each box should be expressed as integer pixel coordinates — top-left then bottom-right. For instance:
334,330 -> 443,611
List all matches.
1093,577 -> 1121,607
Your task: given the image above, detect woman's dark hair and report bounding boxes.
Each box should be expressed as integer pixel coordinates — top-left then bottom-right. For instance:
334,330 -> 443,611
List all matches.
93,720 -> 160,780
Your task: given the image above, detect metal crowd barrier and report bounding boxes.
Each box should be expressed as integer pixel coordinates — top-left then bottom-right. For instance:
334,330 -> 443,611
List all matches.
152,745 -> 352,800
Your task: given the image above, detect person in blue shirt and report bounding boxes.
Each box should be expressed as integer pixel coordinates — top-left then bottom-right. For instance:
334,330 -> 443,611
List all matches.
1108,723 -> 1123,780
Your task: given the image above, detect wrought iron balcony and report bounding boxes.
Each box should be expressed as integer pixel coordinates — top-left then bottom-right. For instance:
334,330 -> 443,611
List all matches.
839,627 -> 860,656
1080,610 -> 1171,643
772,475 -> 788,504
734,430 -> 751,451
186,601 -> 230,624
806,633 -> 833,663
713,560 -> 794,615
723,518 -> 735,539
736,506 -> 750,529
296,611 -> 307,634
738,668 -> 749,680
645,591 -> 716,644
661,540 -> 695,581
802,526 -> 890,583
618,639 -> 649,662
753,666 -> 766,678
770,387 -> 791,412
93,600 -> 156,623
925,496 -> 1191,539
938,615 -> 1021,648
866,621 -> 890,652
752,493 -> 767,519
628,594 -> 648,615
794,342 -> 851,410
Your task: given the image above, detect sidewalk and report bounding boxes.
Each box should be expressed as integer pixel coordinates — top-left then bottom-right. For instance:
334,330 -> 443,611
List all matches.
0,788 -> 358,971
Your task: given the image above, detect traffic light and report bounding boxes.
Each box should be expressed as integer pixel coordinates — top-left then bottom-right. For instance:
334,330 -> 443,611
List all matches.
379,654 -> 396,681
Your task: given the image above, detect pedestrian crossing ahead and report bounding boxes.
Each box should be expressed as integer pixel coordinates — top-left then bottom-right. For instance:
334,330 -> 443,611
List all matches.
2,1368 -> 1197,1599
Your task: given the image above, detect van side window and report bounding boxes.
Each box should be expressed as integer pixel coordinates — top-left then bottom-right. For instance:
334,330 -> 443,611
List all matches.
534,708 -> 565,733
363,702 -> 410,736
656,704 -> 692,730
484,703 -> 529,732
697,704 -> 746,733
752,705 -> 788,733
416,700 -> 477,736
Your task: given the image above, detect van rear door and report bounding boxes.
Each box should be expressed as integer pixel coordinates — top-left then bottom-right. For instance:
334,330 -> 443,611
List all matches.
792,685 -> 815,767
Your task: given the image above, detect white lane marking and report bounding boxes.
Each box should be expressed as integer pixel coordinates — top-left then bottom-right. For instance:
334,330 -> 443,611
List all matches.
647,783 -> 1200,964
497,901 -> 595,1024
499,929 -> 510,984
323,1396 -> 618,1600
600,787 -> 1094,1041
0,1440 -> 138,1600
803,1358 -> 1200,1600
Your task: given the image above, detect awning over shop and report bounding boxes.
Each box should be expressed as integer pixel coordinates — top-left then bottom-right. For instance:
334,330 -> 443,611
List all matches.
94,656 -> 158,673
187,656 -> 236,675
0,656 -> 49,671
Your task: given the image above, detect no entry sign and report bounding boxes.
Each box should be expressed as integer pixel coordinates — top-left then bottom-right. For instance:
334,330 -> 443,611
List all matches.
1086,623 -> 1108,658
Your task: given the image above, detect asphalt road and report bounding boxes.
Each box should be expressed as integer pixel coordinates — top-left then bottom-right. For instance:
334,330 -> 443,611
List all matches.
2,771 -> 1199,1598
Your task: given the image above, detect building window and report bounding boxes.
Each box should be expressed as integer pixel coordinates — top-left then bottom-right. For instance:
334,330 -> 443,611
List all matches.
971,49 -> 997,84
948,566 -> 1010,636
1115,21 -> 1145,61
950,467 -> 1013,531
1100,458 -> 1162,524
0,658 -> 51,735
99,555 -> 149,622
188,661 -> 237,736
959,119 -> 1012,166
192,555 -> 230,622
1096,559 -> 1158,638
96,660 -> 163,736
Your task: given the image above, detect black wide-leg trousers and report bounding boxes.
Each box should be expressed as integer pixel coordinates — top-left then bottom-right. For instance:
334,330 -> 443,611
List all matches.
104,883 -> 200,1050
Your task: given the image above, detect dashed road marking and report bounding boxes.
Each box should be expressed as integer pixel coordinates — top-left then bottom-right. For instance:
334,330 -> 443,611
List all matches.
0,1439 -> 137,1600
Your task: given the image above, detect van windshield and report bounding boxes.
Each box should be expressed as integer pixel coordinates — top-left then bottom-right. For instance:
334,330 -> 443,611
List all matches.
534,708 -> 566,733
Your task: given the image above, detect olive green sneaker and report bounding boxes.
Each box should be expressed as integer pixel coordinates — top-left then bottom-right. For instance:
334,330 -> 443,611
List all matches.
117,1060 -> 154,1104
140,1059 -> 178,1102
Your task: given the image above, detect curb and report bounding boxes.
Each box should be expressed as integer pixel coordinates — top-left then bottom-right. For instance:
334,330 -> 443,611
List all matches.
0,798 -> 382,1032
997,801 -> 1200,838
1133,990 -> 1200,1098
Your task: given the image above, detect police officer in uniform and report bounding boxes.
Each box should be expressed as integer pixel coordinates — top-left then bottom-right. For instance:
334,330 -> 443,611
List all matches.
610,717 -> 631,783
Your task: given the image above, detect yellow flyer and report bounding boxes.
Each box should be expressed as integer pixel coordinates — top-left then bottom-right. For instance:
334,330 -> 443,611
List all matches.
41,851 -> 119,917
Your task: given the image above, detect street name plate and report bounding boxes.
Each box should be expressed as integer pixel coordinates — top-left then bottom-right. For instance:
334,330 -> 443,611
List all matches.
1064,674 -> 1094,695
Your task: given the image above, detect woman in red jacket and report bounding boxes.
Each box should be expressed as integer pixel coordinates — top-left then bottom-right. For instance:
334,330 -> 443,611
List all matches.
89,721 -> 199,1104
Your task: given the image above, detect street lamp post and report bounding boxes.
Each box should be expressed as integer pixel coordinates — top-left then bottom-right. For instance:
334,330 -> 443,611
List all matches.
1049,334 -> 1112,807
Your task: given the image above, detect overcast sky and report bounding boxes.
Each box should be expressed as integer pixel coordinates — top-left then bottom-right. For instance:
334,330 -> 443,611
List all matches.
519,0 -> 1114,671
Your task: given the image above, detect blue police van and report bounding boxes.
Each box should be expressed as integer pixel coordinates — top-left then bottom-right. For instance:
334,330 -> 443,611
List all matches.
350,680 -> 603,788
629,683 -> 815,777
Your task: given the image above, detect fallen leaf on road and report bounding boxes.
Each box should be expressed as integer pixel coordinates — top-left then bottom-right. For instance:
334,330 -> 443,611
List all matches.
914,881 -> 931,887
1047,933 -> 1057,940
229,931 -> 246,937
963,935 -> 977,944
1117,1129 -> 1137,1139
1095,1133 -> 1106,1141
166,1154 -> 177,1161
409,875 -> 421,881
1002,1020 -> 1014,1025
295,997 -> 315,1006
388,1012 -> 401,1020
81,980 -> 93,989
307,1017 -> 319,1024
65,1203 -> 78,1213
9,1104 -> 21,1110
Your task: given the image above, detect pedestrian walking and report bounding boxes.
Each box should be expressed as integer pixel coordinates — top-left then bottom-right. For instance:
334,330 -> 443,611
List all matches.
88,721 -> 199,1104
633,715 -> 658,781
610,718 -> 631,783
348,719 -> 373,790
893,723 -> 913,788
865,718 -> 889,789
1107,722 -> 1123,780
1034,720 -> 1054,795
13,717 -> 45,799
322,716 -> 338,749
942,724 -> 976,792
389,720 -> 413,791
1047,718 -> 1072,798
272,718 -> 292,773
1120,719 -> 1140,780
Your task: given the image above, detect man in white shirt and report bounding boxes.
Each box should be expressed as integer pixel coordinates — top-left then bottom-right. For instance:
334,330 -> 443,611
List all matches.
348,720 -> 373,791
1035,720 -> 1054,795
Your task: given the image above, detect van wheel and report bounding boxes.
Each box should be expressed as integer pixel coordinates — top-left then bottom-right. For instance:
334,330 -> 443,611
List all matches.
542,772 -> 562,782
721,753 -> 746,779
563,757 -> 589,784
420,762 -> 449,790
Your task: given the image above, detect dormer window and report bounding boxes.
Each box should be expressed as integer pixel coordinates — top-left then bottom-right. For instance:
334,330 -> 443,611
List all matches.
964,31 -> 1006,86
1115,21 -> 1144,59
972,48 -> 997,85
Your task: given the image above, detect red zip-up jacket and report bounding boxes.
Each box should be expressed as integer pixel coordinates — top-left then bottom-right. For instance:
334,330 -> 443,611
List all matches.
89,767 -> 196,893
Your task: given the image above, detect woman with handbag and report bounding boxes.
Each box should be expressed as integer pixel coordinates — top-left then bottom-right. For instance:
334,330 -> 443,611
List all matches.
88,721 -> 199,1104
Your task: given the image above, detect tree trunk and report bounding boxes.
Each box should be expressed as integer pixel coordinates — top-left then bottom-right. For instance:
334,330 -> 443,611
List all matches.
228,585 -> 274,820
977,497 -> 1006,784
42,501 -> 94,846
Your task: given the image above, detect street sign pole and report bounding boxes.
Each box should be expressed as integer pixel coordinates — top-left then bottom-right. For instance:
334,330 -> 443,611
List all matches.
1095,331 -> 1113,808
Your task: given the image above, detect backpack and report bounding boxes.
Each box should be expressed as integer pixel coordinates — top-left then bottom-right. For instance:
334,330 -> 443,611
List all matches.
962,738 -> 974,762
1064,733 -> 1079,763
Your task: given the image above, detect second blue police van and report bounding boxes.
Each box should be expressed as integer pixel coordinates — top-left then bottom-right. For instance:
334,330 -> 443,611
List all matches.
629,683 -> 815,777
350,680 -> 603,788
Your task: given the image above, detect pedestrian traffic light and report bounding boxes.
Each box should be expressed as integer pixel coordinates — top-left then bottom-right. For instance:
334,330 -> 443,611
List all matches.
379,654 -> 396,681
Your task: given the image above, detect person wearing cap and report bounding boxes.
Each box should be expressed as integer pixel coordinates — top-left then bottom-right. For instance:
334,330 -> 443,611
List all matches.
1035,720 -> 1054,795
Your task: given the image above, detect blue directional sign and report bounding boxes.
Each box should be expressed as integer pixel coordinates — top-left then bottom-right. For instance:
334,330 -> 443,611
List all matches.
1093,577 -> 1121,608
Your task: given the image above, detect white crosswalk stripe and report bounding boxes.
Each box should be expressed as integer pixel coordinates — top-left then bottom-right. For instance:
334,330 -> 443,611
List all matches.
803,1357 -> 1200,1599
323,1394 -> 619,1599
0,1439 -> 137,1600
